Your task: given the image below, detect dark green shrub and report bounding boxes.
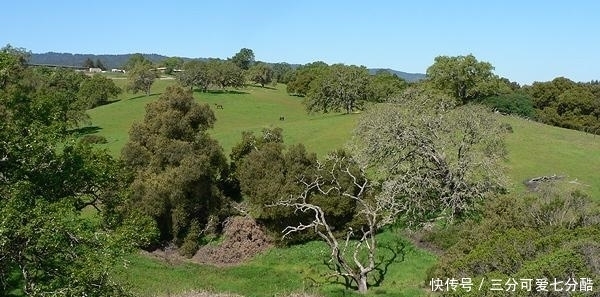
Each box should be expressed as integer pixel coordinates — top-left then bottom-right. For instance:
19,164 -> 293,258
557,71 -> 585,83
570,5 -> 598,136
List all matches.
480,92 -> 535,117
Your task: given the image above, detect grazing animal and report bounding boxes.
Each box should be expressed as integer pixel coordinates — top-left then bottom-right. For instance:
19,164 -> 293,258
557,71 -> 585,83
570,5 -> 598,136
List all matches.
279,116 -> 285,121
215,104 -> 223,109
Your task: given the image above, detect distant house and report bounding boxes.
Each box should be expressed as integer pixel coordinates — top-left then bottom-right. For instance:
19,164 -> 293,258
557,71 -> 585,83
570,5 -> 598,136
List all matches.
89,67 -> 102,73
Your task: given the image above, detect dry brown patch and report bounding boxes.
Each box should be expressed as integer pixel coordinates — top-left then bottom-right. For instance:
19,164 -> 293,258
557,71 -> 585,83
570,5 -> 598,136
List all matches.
191,216 -> 272,266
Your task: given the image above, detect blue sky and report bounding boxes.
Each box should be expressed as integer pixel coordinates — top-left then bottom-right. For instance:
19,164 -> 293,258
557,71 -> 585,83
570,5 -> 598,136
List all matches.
2,1 -> 598,84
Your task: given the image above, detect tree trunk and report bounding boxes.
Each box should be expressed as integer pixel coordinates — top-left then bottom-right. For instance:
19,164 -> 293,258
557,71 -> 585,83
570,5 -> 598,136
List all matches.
357,274 -> 368,293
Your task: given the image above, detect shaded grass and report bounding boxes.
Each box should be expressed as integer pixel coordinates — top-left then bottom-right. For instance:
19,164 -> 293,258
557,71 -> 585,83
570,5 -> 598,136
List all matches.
117,232 -> 436,297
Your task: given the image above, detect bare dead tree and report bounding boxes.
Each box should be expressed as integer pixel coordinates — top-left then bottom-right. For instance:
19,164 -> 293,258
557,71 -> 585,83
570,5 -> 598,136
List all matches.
274,89 -> 507,293
272,153 -> 404,293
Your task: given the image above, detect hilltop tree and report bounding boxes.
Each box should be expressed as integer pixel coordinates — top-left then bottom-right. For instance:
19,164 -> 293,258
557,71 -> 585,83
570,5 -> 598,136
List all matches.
230,48 -> 255,70
306,64 -> 370,114
286,61 -> 328,96
426,54 -> 509,103
79,74 -> 122,108
122,86 -> 228,256
126,63 -> 157,96
247,63 -> 274,87
525,77 -> 600,133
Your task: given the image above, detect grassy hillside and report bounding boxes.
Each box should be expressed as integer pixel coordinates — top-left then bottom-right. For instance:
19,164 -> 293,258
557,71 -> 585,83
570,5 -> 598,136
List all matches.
503,116 -> 600,198
86,78 -> 599,296
88,80 -> 600,198
88,81 -> 357,158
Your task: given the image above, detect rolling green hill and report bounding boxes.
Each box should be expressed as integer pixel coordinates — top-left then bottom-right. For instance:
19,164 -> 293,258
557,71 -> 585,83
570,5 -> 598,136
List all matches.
87,79 -> 600,198
85,78 -> 599,296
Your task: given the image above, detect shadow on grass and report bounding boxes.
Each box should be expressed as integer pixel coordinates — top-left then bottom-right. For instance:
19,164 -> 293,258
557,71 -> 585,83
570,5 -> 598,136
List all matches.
248,84 -> 277,90
320,239 -> 406,292
126,93 -> 163,100
69,126 -> 102,137
92,99 -> 120,107
198,89 -> 249,95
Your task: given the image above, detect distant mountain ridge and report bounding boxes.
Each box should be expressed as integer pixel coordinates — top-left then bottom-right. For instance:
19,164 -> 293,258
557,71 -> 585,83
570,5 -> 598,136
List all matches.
29,52 -> 170,70
29,52 -> 426,82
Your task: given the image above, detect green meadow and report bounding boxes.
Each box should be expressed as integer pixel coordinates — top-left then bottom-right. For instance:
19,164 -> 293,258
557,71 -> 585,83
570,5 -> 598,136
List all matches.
85,79 -> 599,296
88,80 -> 357,158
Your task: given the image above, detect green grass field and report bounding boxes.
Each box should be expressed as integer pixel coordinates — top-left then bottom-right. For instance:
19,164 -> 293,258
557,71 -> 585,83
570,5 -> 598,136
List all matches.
86,78 -> 599,296
88,81 -> 357,158
117,233 -> 435,297
502,116 -> 600,198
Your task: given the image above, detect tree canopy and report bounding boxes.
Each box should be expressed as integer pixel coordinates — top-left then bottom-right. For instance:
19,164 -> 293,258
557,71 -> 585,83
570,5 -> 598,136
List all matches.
122,86 -> 229,256
305,64 -> 371,114
0,48 -> 155,296
79,73 -> 122,108
230,48 -> 255,70
126,63 -> 157,96
426,54 -> 509,103
247,63 -> 274,87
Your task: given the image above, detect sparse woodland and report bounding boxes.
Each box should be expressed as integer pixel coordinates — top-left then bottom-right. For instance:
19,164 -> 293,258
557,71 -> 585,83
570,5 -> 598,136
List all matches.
1,45 -> 599,296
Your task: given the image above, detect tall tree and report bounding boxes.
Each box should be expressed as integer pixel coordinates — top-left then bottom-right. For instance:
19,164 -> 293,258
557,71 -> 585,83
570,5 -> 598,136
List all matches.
426,54 -> 509,103
247,63 -> 274,87
277,87 -> 507,293
126,63 -> 157,96
212,60 -> 245,89
354,87 -> 507,224
230,48 -> 255,70
306,64 -> 370,114
122,86 -> 228,256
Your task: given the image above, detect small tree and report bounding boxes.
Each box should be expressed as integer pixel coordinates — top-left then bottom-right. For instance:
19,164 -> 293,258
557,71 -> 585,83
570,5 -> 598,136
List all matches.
79,74 -> 122,108
126,63 -> 156,96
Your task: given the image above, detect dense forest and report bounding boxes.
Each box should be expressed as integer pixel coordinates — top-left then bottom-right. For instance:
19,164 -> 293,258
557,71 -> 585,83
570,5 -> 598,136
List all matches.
1,45 -> 599,296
